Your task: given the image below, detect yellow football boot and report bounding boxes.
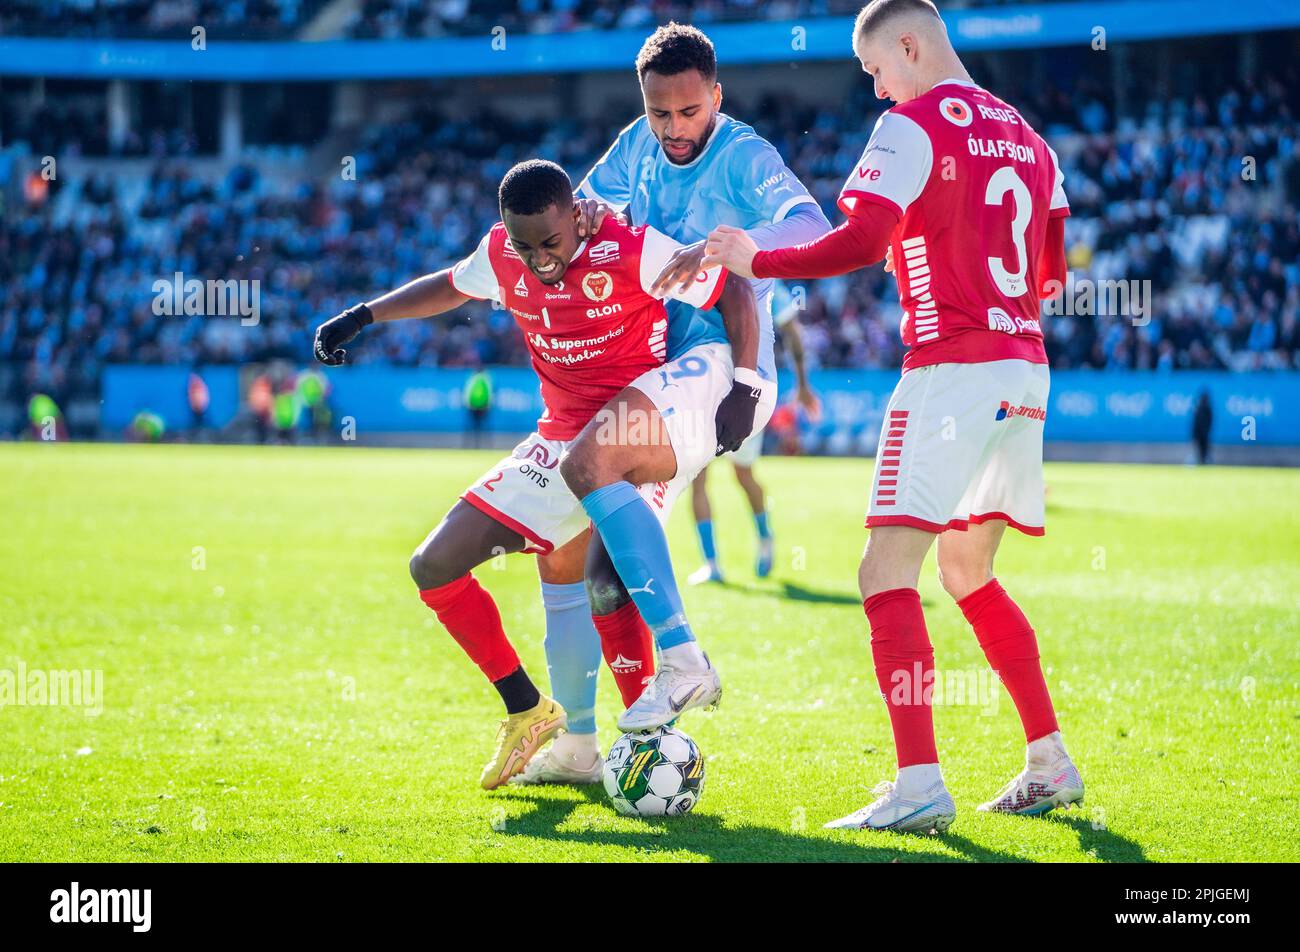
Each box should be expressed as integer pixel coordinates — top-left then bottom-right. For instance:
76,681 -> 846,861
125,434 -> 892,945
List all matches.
480,695 -> 567,790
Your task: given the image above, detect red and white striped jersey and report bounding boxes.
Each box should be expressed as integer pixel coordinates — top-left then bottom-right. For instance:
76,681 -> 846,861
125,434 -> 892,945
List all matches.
840,79 -> 1069,371
450,217 -> 727,439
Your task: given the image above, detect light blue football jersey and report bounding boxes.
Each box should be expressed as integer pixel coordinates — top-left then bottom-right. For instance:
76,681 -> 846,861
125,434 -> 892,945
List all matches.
577,113 -> 819,381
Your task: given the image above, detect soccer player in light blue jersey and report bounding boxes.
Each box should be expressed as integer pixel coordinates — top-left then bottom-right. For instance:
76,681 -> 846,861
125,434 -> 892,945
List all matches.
687,281 -> 823,586
518,24 -> 832,782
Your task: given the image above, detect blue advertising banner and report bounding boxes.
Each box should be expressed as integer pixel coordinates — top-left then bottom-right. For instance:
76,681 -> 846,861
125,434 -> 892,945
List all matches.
793,369 -> 1300,450
101,364 -> 1300,447
3,0 -> 1298,81
101,365 -> 241,432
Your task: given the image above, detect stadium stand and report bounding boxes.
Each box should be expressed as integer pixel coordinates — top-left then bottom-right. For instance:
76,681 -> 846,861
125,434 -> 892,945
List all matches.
1,3 -> 1297,448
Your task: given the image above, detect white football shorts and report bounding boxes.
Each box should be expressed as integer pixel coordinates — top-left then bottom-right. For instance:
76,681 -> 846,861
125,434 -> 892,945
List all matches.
866,359 -> 1049,536
629,341 -> 777,523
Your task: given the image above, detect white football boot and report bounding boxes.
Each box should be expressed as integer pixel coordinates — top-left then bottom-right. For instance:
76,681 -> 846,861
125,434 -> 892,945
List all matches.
688,562 -> 724,586
616,650 -> 721,732
978,734 -> 1084,815
824,778 -> 957,833
510,743 -> 603,786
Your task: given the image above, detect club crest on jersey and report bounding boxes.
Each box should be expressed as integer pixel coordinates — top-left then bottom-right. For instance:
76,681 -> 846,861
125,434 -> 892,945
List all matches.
582,270 -> 613,302
513,274 -> 528,297
939,97 -> 973,127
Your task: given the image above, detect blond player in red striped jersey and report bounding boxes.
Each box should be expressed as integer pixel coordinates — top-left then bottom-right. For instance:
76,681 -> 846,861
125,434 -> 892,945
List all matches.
704,0 -> 1083,832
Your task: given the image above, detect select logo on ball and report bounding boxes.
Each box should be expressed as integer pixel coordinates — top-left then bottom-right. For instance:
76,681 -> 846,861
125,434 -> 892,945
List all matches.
940,97 -> 973,126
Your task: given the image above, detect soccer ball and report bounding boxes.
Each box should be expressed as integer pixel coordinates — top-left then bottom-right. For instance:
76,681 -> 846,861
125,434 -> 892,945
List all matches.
603,726 -> 705,817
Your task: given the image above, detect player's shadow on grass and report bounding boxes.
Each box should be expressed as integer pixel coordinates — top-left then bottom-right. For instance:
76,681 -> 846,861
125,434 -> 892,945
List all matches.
1045,813 -> 1148,863
699,578 -> 859,606
495,786 -> 1026,863
717,579 -> 936,610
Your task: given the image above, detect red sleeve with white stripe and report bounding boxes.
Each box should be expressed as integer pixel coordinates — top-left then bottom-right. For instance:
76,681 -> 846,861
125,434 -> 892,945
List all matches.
751,202 -> 898,280
838,112 -> 933,219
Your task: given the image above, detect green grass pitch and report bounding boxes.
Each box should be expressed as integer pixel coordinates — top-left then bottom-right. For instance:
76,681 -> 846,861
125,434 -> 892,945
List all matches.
2,442 -> 1297,862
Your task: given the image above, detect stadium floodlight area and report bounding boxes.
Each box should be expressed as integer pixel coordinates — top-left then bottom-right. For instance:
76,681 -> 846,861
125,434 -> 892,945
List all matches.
0,0 -> 1298,81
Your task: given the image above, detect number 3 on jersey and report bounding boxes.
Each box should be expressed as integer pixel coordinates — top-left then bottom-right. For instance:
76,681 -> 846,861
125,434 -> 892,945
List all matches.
984,165 -> 1033,298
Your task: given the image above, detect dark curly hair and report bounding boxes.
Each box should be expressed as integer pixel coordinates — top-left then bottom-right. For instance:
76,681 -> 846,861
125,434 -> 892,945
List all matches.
635,22 -> 717,85
498,159 -> 573,217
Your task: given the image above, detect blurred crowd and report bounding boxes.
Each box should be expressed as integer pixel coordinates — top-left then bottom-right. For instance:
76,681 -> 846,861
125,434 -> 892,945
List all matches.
3,64 -> 1298,412
2,0 -> 1055,40
0,1 -> 318,39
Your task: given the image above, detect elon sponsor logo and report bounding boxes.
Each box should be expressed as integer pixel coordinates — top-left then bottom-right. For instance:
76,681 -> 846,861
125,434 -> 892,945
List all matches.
939,96 -> 973,126
582,270 -> 613,301
995,401 -> 1047,422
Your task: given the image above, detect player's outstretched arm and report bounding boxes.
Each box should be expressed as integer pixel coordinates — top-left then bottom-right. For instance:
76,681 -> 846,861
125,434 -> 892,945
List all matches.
312,270 -> 470,366
713,272 -> 766,454
704,203 -> 898,280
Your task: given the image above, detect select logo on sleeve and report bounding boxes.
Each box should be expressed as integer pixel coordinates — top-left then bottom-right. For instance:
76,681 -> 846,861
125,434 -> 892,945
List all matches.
50,882 -> 152,932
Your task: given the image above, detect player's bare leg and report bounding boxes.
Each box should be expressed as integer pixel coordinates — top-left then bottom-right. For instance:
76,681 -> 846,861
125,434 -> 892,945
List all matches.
827,526 -> 957,832
512,531 -> 605,785
687,467 -> 725,585
937,521 -> 1083,814
410,501 -> 567,790
562,386 -> 721,731
733,463 -> 774,577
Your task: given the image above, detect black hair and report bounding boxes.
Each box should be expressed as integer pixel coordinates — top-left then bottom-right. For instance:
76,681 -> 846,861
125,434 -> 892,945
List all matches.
498,159 -> 573,217
635,22 -> 717,84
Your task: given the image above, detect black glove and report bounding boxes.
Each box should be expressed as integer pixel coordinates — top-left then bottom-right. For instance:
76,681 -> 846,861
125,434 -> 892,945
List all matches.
714,373 -> 764,455
313,303 -> 373,366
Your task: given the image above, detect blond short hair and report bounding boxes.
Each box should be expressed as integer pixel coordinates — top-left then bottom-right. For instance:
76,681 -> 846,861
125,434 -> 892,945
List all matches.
853,0 -> 942,47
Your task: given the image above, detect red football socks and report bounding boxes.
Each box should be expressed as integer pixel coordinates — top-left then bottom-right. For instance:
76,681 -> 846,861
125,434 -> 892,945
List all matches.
592,600 -> 656,708
958,578 -> 1059,743
420,574 -> 520,683
864,587 -> 938,768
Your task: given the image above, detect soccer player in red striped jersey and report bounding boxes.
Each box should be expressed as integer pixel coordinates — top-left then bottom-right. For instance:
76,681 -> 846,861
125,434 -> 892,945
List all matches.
704,0 -> 1083,832
312,160 -> 758,790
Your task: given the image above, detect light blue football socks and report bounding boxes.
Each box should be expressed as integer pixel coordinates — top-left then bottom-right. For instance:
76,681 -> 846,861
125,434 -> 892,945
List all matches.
581,481 -> 695,650
541,580 -> 600,735
696,519 -> 718,562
